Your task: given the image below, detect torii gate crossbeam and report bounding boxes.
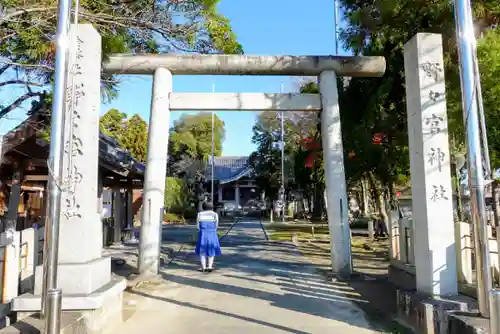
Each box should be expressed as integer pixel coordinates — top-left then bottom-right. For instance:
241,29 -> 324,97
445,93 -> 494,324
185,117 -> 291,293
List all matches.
103,54 -> 385,77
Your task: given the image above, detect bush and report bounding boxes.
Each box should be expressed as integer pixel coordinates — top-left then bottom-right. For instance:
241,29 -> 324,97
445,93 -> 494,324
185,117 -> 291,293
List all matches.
164,177 -> 190,214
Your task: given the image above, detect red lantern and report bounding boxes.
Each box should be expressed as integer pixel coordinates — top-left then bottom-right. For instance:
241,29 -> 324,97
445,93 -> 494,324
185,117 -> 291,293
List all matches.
396,191 -> 401,197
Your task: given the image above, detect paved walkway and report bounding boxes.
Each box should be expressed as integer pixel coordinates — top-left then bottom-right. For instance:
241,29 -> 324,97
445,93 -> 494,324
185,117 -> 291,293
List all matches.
110,220 -> 380,334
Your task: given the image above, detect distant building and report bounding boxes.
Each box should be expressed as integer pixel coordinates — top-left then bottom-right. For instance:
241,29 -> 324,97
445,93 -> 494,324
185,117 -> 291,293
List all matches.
204,156 -> 259,207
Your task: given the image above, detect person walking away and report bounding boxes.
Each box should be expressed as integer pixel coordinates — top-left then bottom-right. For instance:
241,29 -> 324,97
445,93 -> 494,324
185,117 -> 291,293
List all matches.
195,202 -> 222,272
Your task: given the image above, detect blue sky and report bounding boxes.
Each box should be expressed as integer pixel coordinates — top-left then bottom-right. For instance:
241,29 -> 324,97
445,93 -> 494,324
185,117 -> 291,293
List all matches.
0,0 -> 346,156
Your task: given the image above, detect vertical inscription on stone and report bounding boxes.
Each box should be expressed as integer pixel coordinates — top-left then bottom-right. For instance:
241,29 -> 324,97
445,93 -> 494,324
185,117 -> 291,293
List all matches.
59,25 -> 100,235
63,36 -> 85,219
404,33 -> 457,295
418,58 -> 451,203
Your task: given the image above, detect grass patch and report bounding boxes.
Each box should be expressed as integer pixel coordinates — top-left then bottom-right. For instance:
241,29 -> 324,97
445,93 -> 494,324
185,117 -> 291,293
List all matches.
163,212 -> 185,222
266,224 -> 330,241
266,224 -> 328,233
264,217 -> 373,242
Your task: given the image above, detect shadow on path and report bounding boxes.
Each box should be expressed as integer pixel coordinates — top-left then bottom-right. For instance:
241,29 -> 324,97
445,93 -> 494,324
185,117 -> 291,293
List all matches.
129,289 -> 311,334
115,220 -> 379,333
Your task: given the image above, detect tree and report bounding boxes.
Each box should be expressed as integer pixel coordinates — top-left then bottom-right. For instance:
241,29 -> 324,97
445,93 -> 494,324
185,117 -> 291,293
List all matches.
0,0 -> 243,117
338,0 -> 500,154
164,177 -> 191,217
99,108 -> 126,139
249,113 -> 282,201
477,29 -> 500,169
336,0 -> 500,227
120,114 -> 148,162
99,109 -> 148,162
167,112 -> 225,210
249,109 -> 318,216
296,82 -> 325,219
168,112 -> 225,173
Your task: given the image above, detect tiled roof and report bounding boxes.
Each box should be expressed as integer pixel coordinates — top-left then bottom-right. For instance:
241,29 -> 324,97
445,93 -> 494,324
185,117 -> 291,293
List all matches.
1,115 -> 145,177
99,132 -> 145,175
205,156 -> 251,184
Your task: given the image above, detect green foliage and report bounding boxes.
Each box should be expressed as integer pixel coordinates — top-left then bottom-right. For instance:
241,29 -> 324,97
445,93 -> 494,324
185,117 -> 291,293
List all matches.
99,109 -> 148,162
167,112 -> 226,211
478,29 -> 500,168
249,114 -> 282,200
249,110 -> 317,200
164,177 -> 190,215
120,114 -> 148,162
99,109 -> 127,138
249,0 -> 500,219
0,0 -> 243,115
168,112 -> 225,174
338,0 -> 500,177
201,0 -> 243,54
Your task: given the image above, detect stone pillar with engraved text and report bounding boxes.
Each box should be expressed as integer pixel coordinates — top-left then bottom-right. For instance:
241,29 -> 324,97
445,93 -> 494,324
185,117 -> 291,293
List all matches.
33,24 -> 113,296
404,33 -> 457,296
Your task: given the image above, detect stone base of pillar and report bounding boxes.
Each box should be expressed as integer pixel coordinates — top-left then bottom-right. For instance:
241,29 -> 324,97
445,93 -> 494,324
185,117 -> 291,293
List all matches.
32,257 -> 111,295
12,278 -> 125,333
12,256 -> 125,333
395,289 -> 472,334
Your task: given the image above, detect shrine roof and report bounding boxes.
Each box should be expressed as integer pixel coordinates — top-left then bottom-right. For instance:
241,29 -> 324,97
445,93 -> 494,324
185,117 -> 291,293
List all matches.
204,156 -> 252,184
0,115 -> 145,179
98,132 -> 145,176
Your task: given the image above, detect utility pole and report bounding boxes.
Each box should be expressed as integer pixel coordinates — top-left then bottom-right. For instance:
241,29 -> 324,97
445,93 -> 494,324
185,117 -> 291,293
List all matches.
280,82 -> 285,223
333,0 -> 339,55
211,83 -> 215,205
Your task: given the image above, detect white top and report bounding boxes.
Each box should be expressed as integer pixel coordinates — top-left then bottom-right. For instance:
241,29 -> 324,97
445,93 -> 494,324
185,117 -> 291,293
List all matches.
196,210 -> 219,230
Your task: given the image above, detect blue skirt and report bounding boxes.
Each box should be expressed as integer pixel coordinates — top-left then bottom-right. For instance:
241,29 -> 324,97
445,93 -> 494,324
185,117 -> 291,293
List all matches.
195,221 -> 222,257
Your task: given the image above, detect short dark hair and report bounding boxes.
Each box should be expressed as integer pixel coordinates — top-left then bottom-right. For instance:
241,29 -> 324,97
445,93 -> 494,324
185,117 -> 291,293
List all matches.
202,202 -> 214,211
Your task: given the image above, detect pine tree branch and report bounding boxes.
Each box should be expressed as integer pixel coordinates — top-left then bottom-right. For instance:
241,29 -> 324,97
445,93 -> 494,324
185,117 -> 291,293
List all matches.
0,7 -> 56,23
0,64 -> 11,76
0,59 -> 53,71
0,92 -> 45,119
0,80 -> 44,88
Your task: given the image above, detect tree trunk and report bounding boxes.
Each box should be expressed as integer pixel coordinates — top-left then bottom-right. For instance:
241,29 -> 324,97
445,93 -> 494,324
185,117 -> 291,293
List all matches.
312,183 -> 324,220
378,192 -> 390,235
493,180 -> 500,227
360,175 -> 370,216
355,189 -> 362,215
454,173 -> 464,222
368,173 -> 389,233
388,182 -> 395,208
306,195 -> 312,214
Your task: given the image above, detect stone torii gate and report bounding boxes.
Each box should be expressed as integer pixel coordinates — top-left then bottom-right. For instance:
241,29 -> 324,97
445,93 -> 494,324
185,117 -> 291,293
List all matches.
104,49 -> 386,278
10,26 -> 383,332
